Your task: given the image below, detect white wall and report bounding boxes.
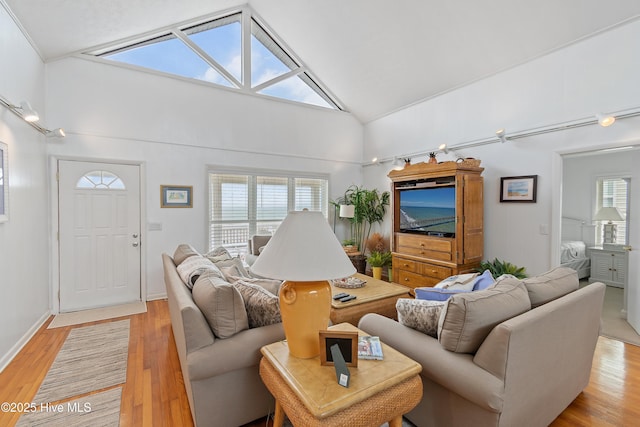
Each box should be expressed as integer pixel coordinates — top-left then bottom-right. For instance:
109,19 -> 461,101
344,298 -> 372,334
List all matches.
363,19 -> 640,276
0,5 -> 51,369
45,56 -> 364,300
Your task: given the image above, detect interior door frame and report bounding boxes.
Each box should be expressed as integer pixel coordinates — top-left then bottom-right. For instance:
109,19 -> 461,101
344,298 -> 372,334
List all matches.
552,143 -> 639,331
49,156 -> 147,315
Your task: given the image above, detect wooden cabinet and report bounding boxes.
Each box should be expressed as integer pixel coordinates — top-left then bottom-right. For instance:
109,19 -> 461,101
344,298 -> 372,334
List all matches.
589,246 -> 628,288
388,162 -> 484,292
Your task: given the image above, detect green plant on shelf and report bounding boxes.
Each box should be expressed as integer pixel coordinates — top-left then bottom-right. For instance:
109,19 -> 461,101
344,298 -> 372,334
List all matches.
476,258 -> 527,279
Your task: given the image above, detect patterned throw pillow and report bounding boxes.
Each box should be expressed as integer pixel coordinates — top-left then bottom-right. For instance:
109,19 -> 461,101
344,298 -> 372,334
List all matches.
176,256 -> 225,289
234,281 -> 282,328
396,298 -> 445,337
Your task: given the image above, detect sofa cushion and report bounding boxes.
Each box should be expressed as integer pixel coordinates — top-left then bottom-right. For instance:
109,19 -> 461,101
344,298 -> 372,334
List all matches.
192,275 -> 249,339
234,281 -> 282,328
396,298 -> 445,337
173,244 -> 200,265
523,267 -> 579,308
438,278 -> 531,353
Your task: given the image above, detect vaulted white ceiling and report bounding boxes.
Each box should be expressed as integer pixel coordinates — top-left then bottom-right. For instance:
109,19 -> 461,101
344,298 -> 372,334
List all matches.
5,0 -> 640,123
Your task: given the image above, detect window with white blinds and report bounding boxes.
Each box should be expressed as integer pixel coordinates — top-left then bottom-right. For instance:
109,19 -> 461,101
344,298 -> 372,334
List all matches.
595,177 -> 629,245
209,170 -> 328,255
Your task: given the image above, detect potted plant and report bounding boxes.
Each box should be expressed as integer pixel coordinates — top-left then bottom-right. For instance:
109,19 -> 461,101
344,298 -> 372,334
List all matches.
476,258 -> 527,279
367,251 -> 392,280
428,152 -> 437,164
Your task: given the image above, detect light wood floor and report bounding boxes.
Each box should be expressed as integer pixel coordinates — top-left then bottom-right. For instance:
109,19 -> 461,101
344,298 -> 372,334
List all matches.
1,299 -> 639,427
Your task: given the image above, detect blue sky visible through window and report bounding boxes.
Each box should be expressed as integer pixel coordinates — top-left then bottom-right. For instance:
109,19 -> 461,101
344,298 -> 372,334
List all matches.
99,10 -> 337,110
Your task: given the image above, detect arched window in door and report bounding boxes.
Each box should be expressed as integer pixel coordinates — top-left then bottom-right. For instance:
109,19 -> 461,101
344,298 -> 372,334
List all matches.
76,170 -> 125,190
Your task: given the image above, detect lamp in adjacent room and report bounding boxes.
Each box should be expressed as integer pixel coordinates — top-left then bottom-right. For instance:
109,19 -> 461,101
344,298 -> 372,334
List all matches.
250,210 -> 356,358
594,207 -> 624,244
339,204 -> 355,219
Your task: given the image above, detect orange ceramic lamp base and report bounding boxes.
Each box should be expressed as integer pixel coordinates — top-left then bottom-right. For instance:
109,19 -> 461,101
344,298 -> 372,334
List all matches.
279,280 -> 332,359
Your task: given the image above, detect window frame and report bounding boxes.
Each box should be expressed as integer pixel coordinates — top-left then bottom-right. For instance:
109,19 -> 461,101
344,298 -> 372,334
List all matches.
594,174 -> 629,245
208,166 -> 330,256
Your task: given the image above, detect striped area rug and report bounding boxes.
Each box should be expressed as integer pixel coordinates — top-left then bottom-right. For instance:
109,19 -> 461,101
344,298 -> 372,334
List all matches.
16,387 -> 122,426
32,319 -> 130,405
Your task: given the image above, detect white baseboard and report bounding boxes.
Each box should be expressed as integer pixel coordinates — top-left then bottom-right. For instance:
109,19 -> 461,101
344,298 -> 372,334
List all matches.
146,292 -> 167,301
0,310 -> 51,373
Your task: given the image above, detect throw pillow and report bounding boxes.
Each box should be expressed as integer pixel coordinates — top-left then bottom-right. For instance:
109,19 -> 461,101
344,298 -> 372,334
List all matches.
438,277 -> 531,354
207,246 -> 232,258
213,257 -> 250,281
234,281 -> 282,328
522,266 -> 578,308
230,277 -> 283,296
176,256 -> 225,289
471,270 -> 495,291
434,273 -> 478,291
192,275 -> 249,339
414,287 -> 469,301
173,244 -> 200,265
396,298 -> 445,337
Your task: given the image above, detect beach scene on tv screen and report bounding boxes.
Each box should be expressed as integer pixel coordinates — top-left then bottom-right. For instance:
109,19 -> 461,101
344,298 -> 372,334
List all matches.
399,187 -> 456,234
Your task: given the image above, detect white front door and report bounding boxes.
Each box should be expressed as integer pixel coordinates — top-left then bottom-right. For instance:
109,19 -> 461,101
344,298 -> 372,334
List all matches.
626,150 -> 639,333
58,160 -> 141,312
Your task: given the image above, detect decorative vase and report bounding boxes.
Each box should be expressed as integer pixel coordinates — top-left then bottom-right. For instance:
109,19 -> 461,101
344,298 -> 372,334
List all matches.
428,156 -> 437,164
372,266 -> 382,280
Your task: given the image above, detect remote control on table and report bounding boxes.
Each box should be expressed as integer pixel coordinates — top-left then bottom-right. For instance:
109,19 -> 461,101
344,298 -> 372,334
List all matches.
339,295 -> 357,302
333,292 -> 349,300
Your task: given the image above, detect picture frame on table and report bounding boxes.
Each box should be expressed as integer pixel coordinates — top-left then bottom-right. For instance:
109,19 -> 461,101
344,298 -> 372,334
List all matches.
160,185 -> 193,208
0,141 -> 8,223
500,175 -> 537,203
319,330 -> 358,367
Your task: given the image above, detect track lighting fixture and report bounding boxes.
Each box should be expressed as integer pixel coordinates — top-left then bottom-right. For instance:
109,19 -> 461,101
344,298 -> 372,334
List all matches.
19,101 -> 39,122
439,143 -> 448,154
596,114 -> 616,127
392,157 -> 404,170
496,128 -> 507,143
46,128 -> 66,138
0,95 -> 65,138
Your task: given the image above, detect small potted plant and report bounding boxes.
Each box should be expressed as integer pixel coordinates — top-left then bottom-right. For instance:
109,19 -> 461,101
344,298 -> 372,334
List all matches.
476,258 -> 527,279
367,251 -> 392,280
428,152 -> 438,164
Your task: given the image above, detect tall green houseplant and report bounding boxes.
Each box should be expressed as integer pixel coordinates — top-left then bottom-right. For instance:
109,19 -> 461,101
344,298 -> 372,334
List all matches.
336,185 -> 390,253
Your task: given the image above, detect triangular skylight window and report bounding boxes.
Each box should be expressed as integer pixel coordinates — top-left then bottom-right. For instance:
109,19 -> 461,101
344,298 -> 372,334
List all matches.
91,7 -> 341,111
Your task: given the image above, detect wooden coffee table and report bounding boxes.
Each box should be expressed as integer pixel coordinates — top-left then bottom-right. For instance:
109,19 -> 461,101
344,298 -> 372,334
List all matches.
259,323 -> 422,427
330,273 -> 411,325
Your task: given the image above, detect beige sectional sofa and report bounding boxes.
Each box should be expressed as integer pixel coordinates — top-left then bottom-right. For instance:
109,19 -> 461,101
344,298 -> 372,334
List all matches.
359,267 -> 606,427
162,245 -> 285,427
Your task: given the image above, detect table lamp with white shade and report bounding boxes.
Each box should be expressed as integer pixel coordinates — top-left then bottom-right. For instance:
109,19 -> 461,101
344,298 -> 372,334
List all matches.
250,210 -> 356,359
594,207 -> 624,244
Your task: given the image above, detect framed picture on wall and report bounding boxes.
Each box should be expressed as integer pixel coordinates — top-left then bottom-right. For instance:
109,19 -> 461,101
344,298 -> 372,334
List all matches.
0,142 -> 8,223
161,185 -> 193,208
500,175 -> 538,203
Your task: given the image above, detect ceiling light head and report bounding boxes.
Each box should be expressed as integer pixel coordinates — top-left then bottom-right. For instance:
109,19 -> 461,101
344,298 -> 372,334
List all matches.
19,101 -> 39,122
371,157 -> 378,164
597,114 -> 616,127
391,157 -> 403,170
496,128 -> 507,143
439,143 -> 449,154
46,128 -> 66,138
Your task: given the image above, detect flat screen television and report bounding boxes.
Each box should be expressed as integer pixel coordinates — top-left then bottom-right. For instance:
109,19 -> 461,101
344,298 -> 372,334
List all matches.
398,186 -> 456,236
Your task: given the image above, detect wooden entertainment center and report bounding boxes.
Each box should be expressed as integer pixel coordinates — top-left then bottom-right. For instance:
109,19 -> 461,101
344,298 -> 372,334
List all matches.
388,161 -> 484,291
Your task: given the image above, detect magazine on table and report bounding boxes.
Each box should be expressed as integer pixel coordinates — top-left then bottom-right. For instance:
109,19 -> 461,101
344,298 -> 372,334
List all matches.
358,336 -> 384,360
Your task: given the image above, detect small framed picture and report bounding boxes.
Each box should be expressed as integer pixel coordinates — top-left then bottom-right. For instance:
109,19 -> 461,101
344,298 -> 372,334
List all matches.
319,330 -> 358,367
161,185 -> 193,208
500,175 -> 537,203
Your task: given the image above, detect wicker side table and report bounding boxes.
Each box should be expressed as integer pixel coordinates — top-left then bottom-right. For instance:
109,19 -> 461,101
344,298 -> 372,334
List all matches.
259,323 -> 423,427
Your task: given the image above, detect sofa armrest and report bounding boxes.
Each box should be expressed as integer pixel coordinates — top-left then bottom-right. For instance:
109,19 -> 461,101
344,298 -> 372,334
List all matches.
359,313 -> 504,413
187,322 -> 285,381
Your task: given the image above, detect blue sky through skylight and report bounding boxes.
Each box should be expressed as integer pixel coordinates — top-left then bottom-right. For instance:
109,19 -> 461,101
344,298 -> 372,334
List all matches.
99,11 -> 337,110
